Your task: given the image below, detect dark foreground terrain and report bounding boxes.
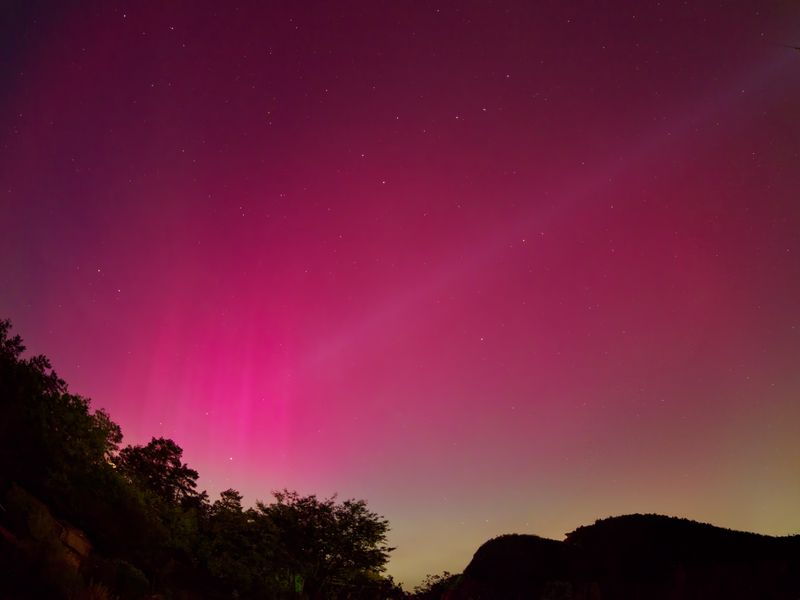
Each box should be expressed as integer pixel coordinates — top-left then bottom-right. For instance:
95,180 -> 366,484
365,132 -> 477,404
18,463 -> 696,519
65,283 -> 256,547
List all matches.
3,317 -> 800,599
436,514 -> 800,600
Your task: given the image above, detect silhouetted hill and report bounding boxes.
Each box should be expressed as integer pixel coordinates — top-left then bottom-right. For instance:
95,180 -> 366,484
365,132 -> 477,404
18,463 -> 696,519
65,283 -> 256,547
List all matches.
449,514 -> 800,599
461,534 -> 573,598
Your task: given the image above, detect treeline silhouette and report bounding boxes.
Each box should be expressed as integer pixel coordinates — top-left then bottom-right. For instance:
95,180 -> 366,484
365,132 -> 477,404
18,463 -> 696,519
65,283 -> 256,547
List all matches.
5,317 -> 799,600
0,319 -> 403,599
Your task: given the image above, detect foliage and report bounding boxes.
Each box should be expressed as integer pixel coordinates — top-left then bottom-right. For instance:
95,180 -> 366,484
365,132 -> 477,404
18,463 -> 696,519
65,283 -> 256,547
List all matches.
0,319 -> 118,492
412,571 -> 460,598
257,489 -> 394,597
0,319 -> 398,599
116,437 -> 200,505
89,558 -> 150,600
198,489 -> 281,596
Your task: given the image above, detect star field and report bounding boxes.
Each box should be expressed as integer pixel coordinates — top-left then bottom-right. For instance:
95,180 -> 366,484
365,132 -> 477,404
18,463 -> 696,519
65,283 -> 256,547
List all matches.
2,0 -> 800,587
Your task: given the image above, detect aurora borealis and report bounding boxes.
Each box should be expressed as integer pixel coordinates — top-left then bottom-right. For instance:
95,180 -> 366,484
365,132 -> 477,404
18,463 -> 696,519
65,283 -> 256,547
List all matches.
2,0 -> 800,587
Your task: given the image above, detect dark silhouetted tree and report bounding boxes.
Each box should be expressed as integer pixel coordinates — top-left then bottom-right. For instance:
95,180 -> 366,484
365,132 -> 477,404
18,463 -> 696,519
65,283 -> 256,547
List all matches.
0,319 -> 122,493
256,489 -> 394,597
1,319 -> 401,599
199,489 -> 282,596
212,488 -> 244,514
117,437 -> 200,505
412,571 -> 461,599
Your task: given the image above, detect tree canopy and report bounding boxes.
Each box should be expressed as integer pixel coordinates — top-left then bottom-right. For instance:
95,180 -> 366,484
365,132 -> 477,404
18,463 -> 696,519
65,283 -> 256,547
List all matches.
117,437 -> 200,505
257,490 -> 394,597
0,319 -> 400,599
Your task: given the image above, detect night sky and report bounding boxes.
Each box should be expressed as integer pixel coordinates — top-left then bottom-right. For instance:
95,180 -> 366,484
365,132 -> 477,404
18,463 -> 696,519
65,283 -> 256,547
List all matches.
2,1 -> 800,587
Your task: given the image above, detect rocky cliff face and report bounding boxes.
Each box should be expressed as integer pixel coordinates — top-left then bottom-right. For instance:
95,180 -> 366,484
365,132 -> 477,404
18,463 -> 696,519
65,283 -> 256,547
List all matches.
449,514 -> 800,600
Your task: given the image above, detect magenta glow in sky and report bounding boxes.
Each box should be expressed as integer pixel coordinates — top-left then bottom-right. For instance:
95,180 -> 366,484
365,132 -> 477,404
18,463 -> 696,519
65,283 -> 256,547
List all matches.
2,0 -> 800,586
